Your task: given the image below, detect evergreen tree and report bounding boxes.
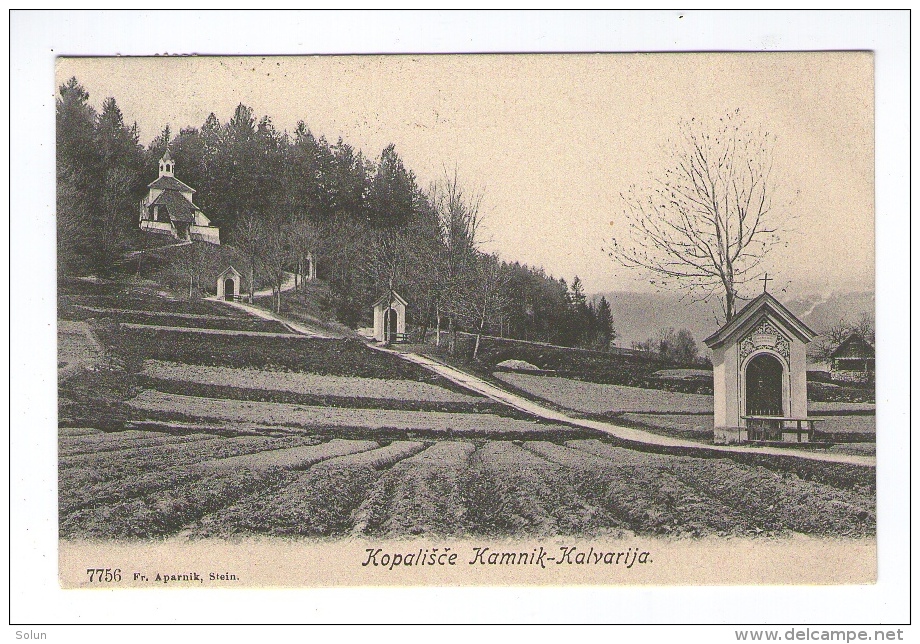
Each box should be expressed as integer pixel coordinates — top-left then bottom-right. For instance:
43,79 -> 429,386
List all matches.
594,296 -> 616,349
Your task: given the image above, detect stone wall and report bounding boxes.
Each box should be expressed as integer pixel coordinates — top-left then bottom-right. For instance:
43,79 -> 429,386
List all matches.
830,368 -> 873,384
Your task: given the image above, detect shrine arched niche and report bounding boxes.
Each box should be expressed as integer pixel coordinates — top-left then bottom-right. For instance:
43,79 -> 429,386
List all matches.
744,351 -> 786,416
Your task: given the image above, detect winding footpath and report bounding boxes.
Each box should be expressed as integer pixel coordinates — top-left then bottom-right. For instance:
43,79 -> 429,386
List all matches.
206,271 -> 334,338
217,296 -> 875,468
381,349 -> 875,467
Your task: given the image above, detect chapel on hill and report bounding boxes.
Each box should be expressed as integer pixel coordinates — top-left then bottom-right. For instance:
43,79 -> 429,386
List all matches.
138,149 -> 220,245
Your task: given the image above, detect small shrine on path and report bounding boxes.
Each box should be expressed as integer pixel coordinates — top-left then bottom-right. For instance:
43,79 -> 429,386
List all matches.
703,283 -> 818,445
373,291 -> 407,343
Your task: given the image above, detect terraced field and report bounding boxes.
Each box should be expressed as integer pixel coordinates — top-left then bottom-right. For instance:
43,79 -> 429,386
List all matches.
58,278 -> 876,541
495,372 -> 876,442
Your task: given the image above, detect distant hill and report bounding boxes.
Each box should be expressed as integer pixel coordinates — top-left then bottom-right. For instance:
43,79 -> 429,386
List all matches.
595,289 -> 875,352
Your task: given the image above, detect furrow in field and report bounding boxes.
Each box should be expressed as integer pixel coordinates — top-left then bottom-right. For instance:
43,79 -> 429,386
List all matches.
568,439 -> 875,536
662,456 -> 876,536
459,441 -> 622,537
188,467 -> 378,539
315,441 -> 427,471
58,435 -> 319,487
525,441 -> 753,537
354,441 -> 476,537
59,429 -> 176,447
141,360 -> 482,403
60,467 -> 301,539
188,441 -> 426,538
59,468 -> 205,515
126,390 -> 572,434
199,438 -> 379,470
59,432 -> 217,457
58,427 -> 104,437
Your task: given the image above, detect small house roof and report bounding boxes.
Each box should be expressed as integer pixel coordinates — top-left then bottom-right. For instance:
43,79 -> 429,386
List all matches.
704,291 -> 816,349
150,189 -> 198,223
147,175 -> 195,193
373,291 -> 408,309
830,331 -> 874,359
217,266 -> 242,279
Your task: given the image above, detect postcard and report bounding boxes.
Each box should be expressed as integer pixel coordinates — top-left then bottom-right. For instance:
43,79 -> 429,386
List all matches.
54,52 -> 876,589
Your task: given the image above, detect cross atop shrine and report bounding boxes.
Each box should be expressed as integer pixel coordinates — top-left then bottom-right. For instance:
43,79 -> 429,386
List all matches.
761,273 -> 773,293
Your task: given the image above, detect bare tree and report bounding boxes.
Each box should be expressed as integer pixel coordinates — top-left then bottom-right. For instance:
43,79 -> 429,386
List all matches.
607,109 -> 782,322
458,254 -> 513,361
232,212 -> 263,303
171,242 -> 211,300
259,212 -> 294,313
289,213 -> 319,291
429,169 -> 483,352
361,223 -> 423,344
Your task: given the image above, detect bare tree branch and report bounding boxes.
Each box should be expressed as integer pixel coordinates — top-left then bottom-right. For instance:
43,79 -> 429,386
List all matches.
608,109 -> 783,322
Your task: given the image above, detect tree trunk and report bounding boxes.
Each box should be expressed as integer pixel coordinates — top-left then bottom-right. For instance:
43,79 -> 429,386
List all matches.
448,317 -> 456,355
724,286 -> 735,322
188,275 -> 193,300
248,263 -> 255,304
472,316 -> 487,360
435,306 -> 441,347
419,318 -> 429,346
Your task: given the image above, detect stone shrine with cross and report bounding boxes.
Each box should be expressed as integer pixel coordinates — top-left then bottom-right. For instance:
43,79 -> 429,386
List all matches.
703,283 -> 819,444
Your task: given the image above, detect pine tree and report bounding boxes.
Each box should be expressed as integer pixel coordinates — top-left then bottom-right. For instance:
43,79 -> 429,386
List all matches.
595,296 -> 616,350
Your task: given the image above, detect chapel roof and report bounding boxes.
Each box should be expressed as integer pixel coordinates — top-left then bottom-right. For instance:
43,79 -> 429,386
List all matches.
150,189 -> 198,223
704,291 -> 816,349
373,291 -> 408,308
217,266 -> 242,280
830,331 -> 874,359
147,175 -> 195,193
161,148 -> 173,162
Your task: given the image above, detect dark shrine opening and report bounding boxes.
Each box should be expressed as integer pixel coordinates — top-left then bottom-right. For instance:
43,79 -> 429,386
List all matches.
746,353 -> 784,416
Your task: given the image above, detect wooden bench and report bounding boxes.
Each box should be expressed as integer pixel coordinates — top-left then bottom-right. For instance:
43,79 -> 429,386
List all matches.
742,416 -> 825,443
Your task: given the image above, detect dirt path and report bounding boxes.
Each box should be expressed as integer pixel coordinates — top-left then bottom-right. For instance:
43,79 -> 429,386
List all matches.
206,298 -> 337,338
251,271 -> 296,299
207,296 -> 875,468
58,320 -> 103,380
372,348 -> 876,468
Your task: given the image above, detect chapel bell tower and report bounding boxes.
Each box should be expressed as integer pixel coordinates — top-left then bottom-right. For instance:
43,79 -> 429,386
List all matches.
159,148 -> 175,178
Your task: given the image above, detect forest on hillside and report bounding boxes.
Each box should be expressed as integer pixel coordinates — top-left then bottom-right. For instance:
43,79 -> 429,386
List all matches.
56,77 -> 617,352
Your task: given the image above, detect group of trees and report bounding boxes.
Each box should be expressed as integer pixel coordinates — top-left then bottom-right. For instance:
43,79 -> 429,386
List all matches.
58,79 -> 793,362
631,327 -> 701,365
57,77 -> 147,273
56,77 -> 616,354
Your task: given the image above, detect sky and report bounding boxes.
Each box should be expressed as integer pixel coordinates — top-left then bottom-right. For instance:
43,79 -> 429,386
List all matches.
56,53 -> 874,297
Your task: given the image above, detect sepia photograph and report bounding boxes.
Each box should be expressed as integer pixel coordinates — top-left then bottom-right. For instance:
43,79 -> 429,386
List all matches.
10,8 -> 910,630
54,51 -> 877,586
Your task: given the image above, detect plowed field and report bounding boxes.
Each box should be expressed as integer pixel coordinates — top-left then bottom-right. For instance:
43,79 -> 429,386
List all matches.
59,429 -> 876,540
58,281 -> 876,541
